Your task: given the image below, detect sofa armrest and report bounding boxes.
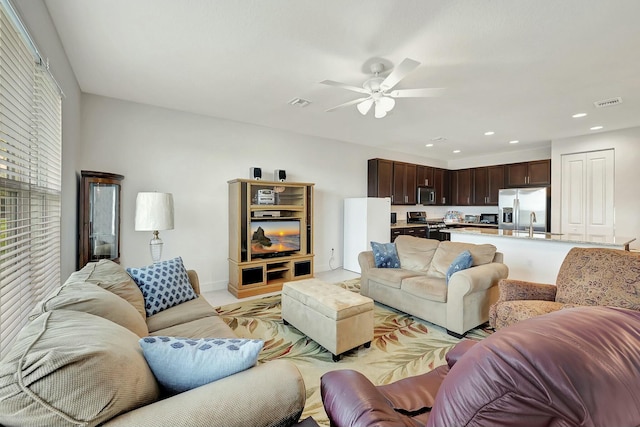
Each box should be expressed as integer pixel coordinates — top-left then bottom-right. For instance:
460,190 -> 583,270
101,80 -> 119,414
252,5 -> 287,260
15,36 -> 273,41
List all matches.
322,369 -> 423,427
497,279 -> 557,302
187,270 -> 200,295
358,251 -> 376,295
102,360 -> 305,427
447,262 -> 509,296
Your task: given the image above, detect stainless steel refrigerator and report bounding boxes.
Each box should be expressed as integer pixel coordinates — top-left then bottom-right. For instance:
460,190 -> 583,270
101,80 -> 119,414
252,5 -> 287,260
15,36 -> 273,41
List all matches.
498,187 -> 550,232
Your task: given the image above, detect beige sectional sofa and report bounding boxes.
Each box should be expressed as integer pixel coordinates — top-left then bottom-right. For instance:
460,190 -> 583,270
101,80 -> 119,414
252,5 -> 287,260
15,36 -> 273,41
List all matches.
359,235 -> 509,336
0,260 -> 305,427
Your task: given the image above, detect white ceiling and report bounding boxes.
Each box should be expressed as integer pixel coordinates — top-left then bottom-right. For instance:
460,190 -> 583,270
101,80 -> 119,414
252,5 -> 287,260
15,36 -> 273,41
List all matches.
43,0 -> 640,161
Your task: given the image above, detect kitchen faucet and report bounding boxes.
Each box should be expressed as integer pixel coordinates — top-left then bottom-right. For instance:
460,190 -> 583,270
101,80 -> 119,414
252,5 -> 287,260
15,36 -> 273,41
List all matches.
529,212 -> 537,237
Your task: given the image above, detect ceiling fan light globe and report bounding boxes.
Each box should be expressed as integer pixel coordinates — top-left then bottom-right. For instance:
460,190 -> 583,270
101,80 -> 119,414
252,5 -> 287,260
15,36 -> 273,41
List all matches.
378,96 -> 396,112
374,102 -> 387,118
357,98 -> 374,115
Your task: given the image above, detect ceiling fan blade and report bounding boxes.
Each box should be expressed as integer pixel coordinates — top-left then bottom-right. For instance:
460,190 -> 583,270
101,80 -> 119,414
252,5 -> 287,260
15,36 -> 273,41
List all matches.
380,58 -> 420,91
388,88 -> 445,98
320,80 -> 370,95
325,96 -> 371,112
357,98 -> 374,115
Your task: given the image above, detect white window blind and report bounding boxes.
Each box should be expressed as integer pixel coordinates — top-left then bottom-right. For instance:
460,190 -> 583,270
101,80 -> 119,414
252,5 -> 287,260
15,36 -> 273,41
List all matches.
0,3 -> 62,358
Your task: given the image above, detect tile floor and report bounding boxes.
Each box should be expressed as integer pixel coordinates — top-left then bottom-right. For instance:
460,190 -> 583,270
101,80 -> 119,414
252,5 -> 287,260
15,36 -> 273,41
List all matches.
201,268 -> 360,307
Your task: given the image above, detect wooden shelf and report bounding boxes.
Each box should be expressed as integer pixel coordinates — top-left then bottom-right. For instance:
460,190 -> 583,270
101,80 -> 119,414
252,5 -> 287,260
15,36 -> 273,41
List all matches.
228,179 -> 314,298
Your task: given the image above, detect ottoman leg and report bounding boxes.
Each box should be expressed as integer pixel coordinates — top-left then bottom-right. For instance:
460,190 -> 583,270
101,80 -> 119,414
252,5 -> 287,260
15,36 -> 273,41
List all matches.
332,353 -> 341,362
283,318 -> 289,325
364,341 -> 371,348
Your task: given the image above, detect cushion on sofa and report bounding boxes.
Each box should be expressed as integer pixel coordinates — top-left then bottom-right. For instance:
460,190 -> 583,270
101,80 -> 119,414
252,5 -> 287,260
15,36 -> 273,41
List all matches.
401,275 -> 448,303
370,242 -> 400,268
446,250 -> 473,284
428,241 -> 497,278
0,310 -> 159,427
66,260 -> 147,320
29,282 -> 148,337
146,296 -> 219,333
127,257 -> 197,316
394,236 -> 440,272
139,336 -> 263,394
151,315 -> 237,339
366,268 -> 422,289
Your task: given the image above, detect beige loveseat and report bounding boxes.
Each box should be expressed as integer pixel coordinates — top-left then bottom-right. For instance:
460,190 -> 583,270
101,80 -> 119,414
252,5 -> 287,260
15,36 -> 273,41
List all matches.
0,260 -> 305,427
359,236 -> 509,337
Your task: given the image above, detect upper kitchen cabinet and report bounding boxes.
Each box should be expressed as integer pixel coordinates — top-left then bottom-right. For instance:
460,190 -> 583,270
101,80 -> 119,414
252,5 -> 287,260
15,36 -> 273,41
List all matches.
433,168 -> 449,205
451,168 -> 473,206
393,162 -> 417,205
506,160 -> 551,187
473,165 -> 504,205
368,158 -> 393,199
416,165 -> 435,187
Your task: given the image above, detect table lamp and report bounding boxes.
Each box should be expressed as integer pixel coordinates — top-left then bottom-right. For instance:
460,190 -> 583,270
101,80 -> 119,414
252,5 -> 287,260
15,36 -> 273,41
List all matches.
135,192 -> 174,262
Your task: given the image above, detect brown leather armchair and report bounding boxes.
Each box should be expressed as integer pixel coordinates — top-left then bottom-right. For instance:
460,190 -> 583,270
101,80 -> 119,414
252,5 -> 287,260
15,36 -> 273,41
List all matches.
489,246 -> 640,330
321,306 -> 640,427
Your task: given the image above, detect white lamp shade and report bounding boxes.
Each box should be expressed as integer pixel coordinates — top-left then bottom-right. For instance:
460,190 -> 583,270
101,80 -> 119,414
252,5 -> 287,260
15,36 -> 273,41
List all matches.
135,192 -> 175,231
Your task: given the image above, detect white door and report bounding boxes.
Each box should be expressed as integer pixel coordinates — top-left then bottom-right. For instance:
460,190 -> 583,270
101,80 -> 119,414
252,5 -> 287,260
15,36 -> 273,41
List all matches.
561,149 -> 614,239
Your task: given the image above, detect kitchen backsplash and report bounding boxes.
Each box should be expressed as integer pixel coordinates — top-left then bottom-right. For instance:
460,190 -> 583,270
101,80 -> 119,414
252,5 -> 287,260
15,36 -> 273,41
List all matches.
391,204 -> 499,221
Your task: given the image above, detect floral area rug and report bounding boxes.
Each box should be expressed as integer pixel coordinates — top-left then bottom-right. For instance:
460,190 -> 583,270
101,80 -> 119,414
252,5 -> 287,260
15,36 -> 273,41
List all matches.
215,278 -> 491,426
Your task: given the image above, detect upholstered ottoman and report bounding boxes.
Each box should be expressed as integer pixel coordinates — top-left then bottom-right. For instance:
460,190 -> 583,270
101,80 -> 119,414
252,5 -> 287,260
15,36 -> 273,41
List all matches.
282,279 -> 374,361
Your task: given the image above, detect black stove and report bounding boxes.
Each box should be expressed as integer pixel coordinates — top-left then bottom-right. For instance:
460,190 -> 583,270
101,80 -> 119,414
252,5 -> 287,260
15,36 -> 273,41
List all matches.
406,212 -> 448,241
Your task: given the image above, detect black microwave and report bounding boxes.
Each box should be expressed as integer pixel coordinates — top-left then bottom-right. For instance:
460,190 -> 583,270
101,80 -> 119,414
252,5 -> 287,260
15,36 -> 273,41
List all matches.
417,187 -> 436,205
480,213 -> 498,224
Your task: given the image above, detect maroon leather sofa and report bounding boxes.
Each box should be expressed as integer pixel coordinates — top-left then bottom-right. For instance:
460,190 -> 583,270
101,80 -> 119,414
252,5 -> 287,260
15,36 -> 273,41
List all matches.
321,306 -> 640,427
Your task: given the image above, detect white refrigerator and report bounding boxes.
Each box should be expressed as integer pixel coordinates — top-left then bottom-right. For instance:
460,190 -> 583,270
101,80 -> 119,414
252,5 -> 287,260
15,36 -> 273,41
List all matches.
343,197 -> 391,273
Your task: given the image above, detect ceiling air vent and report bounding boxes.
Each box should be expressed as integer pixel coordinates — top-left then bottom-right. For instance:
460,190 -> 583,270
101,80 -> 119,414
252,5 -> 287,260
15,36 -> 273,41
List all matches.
594,97 -> 623,108
288,97 -> 311,108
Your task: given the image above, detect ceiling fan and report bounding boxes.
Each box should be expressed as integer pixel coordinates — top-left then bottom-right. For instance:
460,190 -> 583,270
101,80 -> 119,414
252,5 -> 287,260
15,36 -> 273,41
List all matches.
321,58 -> 443,118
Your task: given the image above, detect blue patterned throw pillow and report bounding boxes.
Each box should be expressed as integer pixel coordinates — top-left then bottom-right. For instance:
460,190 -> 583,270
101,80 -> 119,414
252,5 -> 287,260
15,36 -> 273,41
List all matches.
127,257 -> 197,316
370,241 -> 400,268
446,250 -> 473,284
139,336 -> 264,393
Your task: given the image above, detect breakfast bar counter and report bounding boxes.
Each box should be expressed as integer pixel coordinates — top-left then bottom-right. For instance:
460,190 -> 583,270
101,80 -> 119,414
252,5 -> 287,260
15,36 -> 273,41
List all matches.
442,227 -> 636,283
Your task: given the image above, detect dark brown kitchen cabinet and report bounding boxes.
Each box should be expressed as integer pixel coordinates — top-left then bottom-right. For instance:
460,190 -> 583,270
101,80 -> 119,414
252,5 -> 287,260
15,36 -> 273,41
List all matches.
506,160 -> 550,187
433,168 -> 449,205
416,165 -> 435,187
368,158 -> 393,198
391,226 -> 427,242
473,165 -> 504,205
451,169 -> 473,206
393,162 -> 416,205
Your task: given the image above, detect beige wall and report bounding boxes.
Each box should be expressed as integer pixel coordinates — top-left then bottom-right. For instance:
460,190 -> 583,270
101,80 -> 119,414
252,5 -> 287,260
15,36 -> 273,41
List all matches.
79,94 -> 443,291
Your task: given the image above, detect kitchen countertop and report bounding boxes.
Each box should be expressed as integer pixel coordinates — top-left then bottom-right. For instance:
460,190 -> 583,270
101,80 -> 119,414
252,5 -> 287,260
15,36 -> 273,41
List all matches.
444,222 -> 498,228
442,227 -> 636,249
391,219 -> 443,229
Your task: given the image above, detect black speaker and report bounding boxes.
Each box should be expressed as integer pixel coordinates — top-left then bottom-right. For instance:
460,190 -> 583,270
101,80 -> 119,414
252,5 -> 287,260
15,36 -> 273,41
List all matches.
274,169 -> 286,182
250,167 -> 262,180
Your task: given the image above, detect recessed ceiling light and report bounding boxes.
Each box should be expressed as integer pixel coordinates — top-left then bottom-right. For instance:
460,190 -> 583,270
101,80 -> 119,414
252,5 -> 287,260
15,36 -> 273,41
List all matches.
509,140 -> 519,144
425,143 -> 434,147
484,131 -> 495,136
453,150 -> 461,153
572,113 -> 587,118
590,126 -> 604,130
